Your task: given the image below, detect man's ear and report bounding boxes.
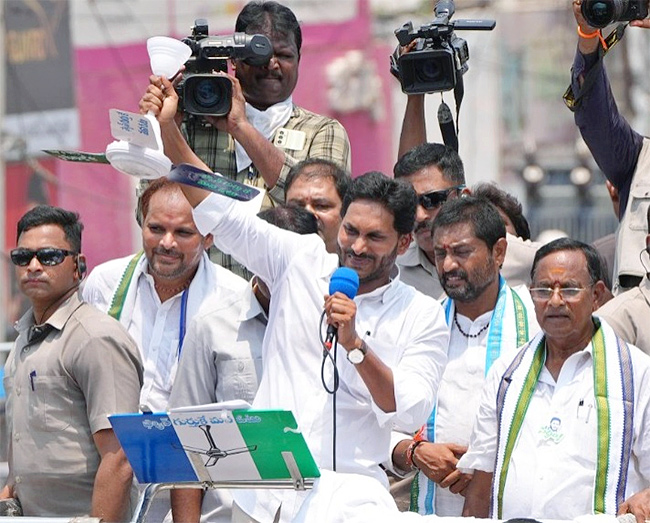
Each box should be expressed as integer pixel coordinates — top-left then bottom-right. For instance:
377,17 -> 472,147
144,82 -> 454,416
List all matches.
591,280 -> 608,311
75,254 -> 88,280
397,233 -> 412,256
203,233 -> 214,251
492,237 -> 508,269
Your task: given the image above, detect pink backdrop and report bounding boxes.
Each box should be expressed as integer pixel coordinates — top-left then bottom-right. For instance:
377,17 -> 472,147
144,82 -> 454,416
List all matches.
7,0 -> 395,271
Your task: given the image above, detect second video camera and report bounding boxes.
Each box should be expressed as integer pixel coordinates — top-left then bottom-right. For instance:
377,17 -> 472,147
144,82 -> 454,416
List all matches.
393,0 -> 495,95
581,0 -> 649,28
177,19 -> 273,117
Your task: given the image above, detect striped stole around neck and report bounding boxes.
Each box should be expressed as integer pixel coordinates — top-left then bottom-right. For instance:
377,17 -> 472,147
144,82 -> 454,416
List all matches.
410,277 -> 529,514
493,319 -> 634,518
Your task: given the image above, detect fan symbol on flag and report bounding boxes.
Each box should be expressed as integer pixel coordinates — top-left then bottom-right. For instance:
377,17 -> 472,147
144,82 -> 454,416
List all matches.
181,424 -> 258,467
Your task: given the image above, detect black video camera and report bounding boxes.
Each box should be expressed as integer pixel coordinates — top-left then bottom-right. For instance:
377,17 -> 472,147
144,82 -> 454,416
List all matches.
581,0 -> 648,28
176,19 -> 273,117
392,0 -> 495,95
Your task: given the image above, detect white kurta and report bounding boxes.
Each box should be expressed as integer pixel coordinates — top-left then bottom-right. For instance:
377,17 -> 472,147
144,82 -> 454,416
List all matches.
83,251 -> 248,411
458,321 -> 650,520
192,193 -> 449,521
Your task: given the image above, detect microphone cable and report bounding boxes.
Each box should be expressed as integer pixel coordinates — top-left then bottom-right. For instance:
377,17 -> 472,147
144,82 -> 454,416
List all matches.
319,309 -> 339,471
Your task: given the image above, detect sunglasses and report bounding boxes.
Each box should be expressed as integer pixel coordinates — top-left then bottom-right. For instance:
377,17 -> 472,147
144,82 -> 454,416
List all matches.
10,247 -> 77,267
418,185 -> 466,210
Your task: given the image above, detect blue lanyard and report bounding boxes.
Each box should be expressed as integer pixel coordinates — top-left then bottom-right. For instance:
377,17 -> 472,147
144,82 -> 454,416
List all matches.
177,288 -> 189,361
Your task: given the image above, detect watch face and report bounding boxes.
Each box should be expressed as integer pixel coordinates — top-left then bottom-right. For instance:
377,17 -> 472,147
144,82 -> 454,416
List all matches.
347,348 -> 365,365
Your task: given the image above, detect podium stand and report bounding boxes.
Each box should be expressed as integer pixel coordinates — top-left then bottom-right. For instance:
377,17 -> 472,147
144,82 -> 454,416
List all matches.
109,404 -> 319,523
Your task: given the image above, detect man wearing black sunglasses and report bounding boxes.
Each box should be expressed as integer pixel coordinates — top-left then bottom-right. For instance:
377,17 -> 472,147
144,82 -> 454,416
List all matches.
394,143 -> 539,300
394,143 -> 469,299
4,205 -> 143,519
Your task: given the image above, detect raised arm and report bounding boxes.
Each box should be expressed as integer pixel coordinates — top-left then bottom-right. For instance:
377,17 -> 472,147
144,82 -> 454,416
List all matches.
398,94 -> 427,159
139,75 -> 213,208
571,2 -> 645,213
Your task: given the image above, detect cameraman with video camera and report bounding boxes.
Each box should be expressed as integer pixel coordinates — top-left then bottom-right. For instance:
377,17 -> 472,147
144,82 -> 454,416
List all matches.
569,0 -> 650,295
140,1 -> 350,210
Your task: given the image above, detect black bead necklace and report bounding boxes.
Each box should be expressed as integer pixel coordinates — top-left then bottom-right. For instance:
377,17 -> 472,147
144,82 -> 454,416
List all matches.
454,311 -> 490,338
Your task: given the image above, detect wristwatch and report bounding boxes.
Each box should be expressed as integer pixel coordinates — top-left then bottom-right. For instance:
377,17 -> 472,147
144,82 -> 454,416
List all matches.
347,340 -> 368,365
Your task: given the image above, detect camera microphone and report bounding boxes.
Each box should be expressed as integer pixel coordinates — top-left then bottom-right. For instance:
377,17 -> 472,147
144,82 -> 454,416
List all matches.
325,267 -> 360,349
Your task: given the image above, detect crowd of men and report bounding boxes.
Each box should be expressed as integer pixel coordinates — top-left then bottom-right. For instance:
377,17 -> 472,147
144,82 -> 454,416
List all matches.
3,1 -> 650,522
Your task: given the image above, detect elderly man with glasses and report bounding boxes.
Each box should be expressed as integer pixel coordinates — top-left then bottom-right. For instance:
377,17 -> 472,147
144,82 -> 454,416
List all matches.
394,143 -> 539,300
4,205 -> 143,519
460,238 -> 650,522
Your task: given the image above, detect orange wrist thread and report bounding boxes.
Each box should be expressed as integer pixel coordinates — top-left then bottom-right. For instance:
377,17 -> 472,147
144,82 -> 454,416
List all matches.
577,26 -> 608,49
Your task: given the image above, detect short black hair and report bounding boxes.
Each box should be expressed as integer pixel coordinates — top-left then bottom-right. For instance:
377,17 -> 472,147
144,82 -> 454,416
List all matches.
258,205 -> 318,235
393,142 -> 465,185
432,196 -> 506,250
236,1 -> 302,55
472,182 -> 531,240
341,171 -> 417,236
16,205 -> 83,252
647,204 -> 650,232
285,158 -> 351,203
531,237 -> 603,286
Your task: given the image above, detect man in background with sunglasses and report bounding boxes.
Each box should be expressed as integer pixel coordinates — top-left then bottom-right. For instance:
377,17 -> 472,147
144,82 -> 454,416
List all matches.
394,143 -> 539,299
460,238 -> 650,521
394,143 -> 468,299
3,205 -> 143,519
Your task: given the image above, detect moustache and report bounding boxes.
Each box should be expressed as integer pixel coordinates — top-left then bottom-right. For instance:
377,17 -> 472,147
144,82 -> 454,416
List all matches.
153,248 -> 182,258
441,270 -> 468,284
344,250 -> 375,261
414,220 -> 433,234
259,72 -> 282,80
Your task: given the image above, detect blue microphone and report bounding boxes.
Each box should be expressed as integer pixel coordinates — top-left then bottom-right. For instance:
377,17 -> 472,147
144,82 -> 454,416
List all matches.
325,267 -> 360,348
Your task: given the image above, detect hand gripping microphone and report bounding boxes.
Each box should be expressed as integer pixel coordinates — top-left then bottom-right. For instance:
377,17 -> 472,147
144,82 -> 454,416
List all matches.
325,267 -> 360,349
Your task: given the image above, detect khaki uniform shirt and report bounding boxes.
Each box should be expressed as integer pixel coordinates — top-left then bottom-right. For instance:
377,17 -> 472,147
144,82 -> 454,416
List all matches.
396,242 -> 445,299
4,292 -> 143,517
597,274 -> 650,356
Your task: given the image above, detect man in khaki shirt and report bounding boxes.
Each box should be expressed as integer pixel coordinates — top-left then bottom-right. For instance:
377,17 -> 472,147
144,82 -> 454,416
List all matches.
597,206 -> 650,355
3,205 -> 143,519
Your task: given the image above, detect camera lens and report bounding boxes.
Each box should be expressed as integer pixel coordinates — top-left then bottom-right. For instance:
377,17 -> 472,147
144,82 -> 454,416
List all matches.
193,78 -> 224,109
415,60 -> 444,84
581,0 -> 627,28
182,75 -> 232,116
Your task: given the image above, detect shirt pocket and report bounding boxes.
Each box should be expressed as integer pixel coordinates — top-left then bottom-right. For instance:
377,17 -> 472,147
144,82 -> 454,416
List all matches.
218,358 -> 261,404
29,376 -> 73,432
627,185 -> 650,231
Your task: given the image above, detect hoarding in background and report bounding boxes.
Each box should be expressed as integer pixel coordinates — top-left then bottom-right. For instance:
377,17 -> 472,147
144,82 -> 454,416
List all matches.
4,0 -> 79,159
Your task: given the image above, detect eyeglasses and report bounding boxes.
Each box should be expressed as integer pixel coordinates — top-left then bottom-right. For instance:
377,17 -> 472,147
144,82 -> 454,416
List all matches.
529,287 -> 588,301
10,247 -> 77,267
418,185 -> 466,210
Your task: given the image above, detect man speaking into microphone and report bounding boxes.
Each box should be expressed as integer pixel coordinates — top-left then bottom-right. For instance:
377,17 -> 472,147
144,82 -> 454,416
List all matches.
141,69 -> 447,519
191,170 -> 448,520
143,109 -> 448,518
